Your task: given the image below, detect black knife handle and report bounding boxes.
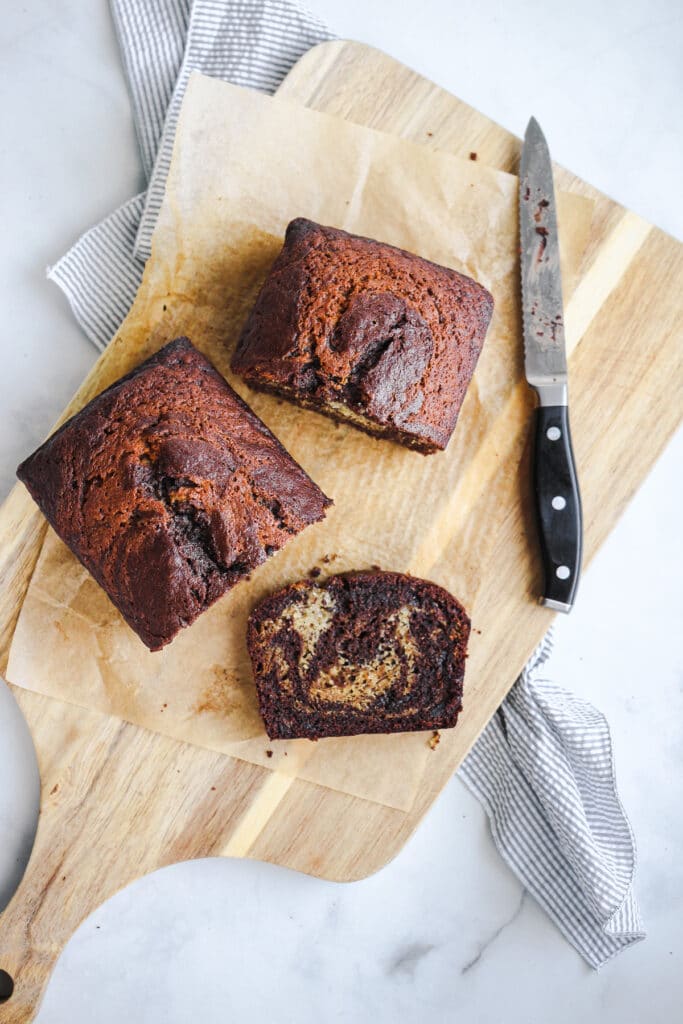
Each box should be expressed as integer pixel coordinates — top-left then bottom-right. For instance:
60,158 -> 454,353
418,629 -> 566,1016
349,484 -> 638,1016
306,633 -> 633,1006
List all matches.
533,405 -> 583,611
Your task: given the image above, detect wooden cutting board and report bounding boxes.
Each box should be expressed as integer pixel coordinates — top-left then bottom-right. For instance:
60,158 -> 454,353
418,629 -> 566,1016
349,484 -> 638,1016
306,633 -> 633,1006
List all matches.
1,40 -> 681,1023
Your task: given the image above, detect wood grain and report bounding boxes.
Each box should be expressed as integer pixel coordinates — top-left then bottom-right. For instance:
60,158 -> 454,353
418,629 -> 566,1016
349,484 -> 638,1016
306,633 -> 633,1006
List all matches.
1,40 -> 681,1023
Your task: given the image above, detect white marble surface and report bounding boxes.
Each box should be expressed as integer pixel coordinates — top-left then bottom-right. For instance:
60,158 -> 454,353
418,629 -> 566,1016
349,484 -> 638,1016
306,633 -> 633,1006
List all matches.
0,0 -> 681,1020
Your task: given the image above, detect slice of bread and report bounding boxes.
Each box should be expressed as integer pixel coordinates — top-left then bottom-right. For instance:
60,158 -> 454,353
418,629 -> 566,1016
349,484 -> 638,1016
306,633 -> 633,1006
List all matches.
247,571 -> 470,740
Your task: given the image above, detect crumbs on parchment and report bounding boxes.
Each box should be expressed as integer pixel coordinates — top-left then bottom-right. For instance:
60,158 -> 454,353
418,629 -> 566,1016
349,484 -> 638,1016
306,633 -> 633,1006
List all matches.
428,731 -> 441,751
469,152 -> 478,161
266,750 -> 273,758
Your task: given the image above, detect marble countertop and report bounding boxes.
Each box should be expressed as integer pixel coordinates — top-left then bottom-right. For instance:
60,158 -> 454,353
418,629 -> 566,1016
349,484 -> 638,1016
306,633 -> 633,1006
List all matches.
1,0 -> 681,1020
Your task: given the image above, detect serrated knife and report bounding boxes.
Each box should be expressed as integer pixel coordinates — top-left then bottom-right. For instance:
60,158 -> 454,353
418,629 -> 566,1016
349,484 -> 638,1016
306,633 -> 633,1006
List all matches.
520,117 -> 582,612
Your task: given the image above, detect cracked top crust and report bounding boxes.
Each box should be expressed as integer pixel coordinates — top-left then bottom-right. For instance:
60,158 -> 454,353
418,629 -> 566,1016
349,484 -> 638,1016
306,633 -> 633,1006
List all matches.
231,219 -> 494,453
17,338 -> 331,650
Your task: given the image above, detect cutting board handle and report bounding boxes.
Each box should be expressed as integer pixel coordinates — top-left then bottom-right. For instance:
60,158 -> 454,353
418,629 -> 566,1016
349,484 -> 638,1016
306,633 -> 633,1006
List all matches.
0,691 -> 269,1024
0,711 -> 137,1023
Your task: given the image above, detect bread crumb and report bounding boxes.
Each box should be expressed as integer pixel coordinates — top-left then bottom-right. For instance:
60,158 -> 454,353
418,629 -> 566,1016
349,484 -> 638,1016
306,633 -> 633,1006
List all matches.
428,731 -> 441,750
469,151 -> 477,161
266,749 -> 273,758
211,786 -> 216,791
426,130 -> 434,137
308,566 -> 322,578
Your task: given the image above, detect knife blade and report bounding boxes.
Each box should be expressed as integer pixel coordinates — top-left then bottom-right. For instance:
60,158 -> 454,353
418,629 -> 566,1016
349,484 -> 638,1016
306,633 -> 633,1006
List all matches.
519,117 -> 583,612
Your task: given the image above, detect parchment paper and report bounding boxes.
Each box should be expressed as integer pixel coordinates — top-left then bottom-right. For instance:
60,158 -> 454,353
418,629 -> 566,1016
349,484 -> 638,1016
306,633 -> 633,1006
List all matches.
7,75 -> 594,811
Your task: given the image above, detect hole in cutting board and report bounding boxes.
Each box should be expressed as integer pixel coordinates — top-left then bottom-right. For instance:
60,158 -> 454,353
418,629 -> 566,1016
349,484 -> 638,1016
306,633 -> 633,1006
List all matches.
0,969 -> 14,1002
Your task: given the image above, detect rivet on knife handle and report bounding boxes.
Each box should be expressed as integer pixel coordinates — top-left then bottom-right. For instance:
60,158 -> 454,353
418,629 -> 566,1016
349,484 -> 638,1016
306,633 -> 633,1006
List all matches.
519,116 -> 583,611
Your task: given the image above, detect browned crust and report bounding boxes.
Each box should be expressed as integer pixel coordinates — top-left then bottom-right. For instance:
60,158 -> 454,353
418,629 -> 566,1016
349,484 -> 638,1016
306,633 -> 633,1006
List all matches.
232,218 -> 494,454
239,378 -> 442,453
17,338 -> 331,650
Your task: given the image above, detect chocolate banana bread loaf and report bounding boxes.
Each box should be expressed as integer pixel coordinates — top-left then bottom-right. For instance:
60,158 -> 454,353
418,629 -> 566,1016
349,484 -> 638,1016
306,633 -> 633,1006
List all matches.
247,571 -> 470,739
231,219 -> 494,454
17,338 -> 331,651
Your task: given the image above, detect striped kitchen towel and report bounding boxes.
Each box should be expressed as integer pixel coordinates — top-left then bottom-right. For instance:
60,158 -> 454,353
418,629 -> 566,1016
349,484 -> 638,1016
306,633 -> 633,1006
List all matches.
460,633 -> 645,967
47,0 -> 645,968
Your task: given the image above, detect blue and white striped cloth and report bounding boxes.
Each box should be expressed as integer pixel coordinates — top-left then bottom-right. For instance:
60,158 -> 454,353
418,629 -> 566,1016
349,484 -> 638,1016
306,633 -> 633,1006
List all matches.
48,0 -> 644,969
